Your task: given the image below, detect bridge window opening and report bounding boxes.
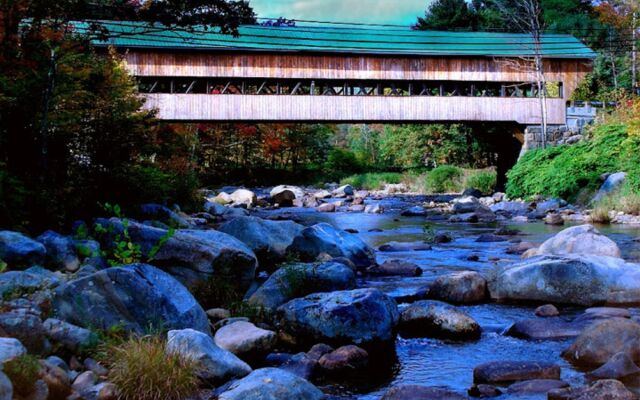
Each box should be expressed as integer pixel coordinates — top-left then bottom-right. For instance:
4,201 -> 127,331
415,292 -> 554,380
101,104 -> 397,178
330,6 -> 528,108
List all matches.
136,77 -> 563,99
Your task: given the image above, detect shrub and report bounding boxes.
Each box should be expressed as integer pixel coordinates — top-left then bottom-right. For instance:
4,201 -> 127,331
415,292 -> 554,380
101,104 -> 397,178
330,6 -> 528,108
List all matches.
3,355 -> 41,397
340,172 -> 403,190
465,171 -> 497,195
425,165 -> 464,193
324,149 -> 362,179
108,336 -> 200,400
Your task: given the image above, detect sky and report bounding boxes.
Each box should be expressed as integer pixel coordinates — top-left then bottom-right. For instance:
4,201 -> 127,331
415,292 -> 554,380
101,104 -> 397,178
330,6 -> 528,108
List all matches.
249,0 -> 430,26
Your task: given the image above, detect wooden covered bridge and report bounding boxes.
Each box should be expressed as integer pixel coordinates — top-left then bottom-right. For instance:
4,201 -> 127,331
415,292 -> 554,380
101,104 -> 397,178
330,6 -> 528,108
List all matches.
89,21 -> 595,125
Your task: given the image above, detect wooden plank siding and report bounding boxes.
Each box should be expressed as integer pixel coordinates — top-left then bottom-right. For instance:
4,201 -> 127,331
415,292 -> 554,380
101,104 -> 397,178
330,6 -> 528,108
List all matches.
142,94 -> 566,124
123,51 -> 592,99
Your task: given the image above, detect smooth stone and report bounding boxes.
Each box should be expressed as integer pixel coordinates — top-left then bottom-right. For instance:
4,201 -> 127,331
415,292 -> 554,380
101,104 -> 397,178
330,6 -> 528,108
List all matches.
563,319 -> 640,367
332,185 -> 354,197
0,337 -> 26,363
36,231 -> 81,272
507,379 -> 568,394
378,241 -> 432,252
585,307 -> 631,319
401,207 -> 429,217
0,371 -> 12,400
468,384 -> 502,397
399,300 -> 481,340
0,267 -> 61,300
316,203 -> 336,213
475,234 -> 507,243
313,190 -> 331,199
0,312 -> 47,353
217,368 -> 323,400
206,308 -> 231,321
524,224 -> 621,259
286,223 -> 376,269
276,288 -> 399,348
53,264 -> 211,335
230,189 -> 257,207
40,360 -> 72,399
0,231 -> 46,269
548,379 -> 635,400
218,216 -> 304,267
364,204 -> 383,214
593,172 -> 627,203
248,261 -> 356,311
318,345 -> 368,375
366,260 -> 422,277
587,352 -> 640,380
214,321 -> 277,359
83,358 -> 108,376
270,185 -> 304,206
381,385 -> 467,400
43,318 -> 98,353
536,304 -> 560,317
166,329 -> 251,383
506,317 -> 590,341
473,361 -> 560,385
545,213 -> 565,226
429,271 -> 487,304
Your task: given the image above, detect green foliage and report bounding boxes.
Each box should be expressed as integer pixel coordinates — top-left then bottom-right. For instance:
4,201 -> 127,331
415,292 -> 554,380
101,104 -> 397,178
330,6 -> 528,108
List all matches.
192,277 -> 243,310
422,223 -> 437,243
107,336 -> 200,400
507,122 -> 640,202
425,166 -> 464,193
592,189 -> 640,218
3,355 -> 41,397
340,172 -> 403,190
324,148 -> 363,178
465,171 -> 497,195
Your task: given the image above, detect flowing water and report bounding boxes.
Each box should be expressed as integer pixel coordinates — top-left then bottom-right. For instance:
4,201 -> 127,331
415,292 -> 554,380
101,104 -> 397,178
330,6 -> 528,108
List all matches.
257,196 -> 640,399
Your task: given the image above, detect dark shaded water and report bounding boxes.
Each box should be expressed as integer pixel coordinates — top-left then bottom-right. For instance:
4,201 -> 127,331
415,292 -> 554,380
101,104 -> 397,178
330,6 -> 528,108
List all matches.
257,197 -> 640,399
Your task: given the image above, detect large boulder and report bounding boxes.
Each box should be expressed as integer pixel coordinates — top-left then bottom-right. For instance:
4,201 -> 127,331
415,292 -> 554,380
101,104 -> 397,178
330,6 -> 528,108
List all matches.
218,217 -> 304,267
216,368 -> 323,400
381,385 -> 467,400
451,196 -> 483,213
562,319 -> 640,367
138,204 -> 191,228
587,352 -> 640,380
525,225 -> 621,259
166,329 -> 251,383
53,264 -> 211,335
36,231 -> 81,272
0,312 -> 47,353
286,223 -> 376,269
318,345 -> 368,376
203,201 -> 250,219
332,185 -> 354,198
0,371 -> 11,400
0,267 -> 61,301
399,300 -> 481,340
0,337 -> 26,363
248,262 -> 356,311
490,201 -> 530,216
593,172 -> 627,203
429,271 -> 487,304
276,288 -> 399,349
270,185 -> 304,207
95,218 -> 257,290
214,321 -> 277,359
0,231 -> 46,269
43,319 -> 97,354
490,255 -> 640,306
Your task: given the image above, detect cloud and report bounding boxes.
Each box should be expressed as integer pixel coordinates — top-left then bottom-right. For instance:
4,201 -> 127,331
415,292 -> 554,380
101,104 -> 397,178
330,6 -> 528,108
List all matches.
250,0 -> 429,25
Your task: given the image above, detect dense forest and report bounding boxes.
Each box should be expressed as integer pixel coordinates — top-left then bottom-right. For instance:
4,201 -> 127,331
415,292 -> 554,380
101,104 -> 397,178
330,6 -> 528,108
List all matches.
0,0 -> 638,233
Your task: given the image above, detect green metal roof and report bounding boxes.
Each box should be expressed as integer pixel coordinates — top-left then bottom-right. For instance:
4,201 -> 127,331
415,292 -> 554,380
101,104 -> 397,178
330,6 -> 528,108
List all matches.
76,20 -> 596,59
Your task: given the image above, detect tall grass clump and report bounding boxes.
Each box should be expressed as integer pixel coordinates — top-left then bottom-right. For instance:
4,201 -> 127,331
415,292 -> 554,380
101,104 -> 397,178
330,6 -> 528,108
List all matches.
425,165 -> 464,193
340,172 -> 403,190
108,336 -> 200,400
3,355 -> 41,397
464,170 -> 497,195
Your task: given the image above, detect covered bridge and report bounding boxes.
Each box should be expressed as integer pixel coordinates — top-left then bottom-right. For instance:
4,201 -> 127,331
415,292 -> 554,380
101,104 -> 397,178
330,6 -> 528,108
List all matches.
87,21 -> 595,124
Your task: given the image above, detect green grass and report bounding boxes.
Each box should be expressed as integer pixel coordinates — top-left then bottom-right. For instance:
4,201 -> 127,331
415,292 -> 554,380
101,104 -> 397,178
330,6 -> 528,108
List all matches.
506,123 -> 640,202
591,190 -> 640,222
425,165 -> 464,193
340,172 -> 403,190
464,170 -> 497,195
3,355 -> 41,397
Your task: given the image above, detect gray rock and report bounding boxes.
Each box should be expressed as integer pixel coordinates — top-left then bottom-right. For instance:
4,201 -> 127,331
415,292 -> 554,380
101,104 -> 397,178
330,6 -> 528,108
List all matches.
276,288 -> 399,348
248,262 -> 356,311
535,304 -> 560,317
287,223 -> 376,269
367,260 -> 422,277
217,368 -> 323,400
230,189 -> 257,207
0,337 -> 26,363
0,312 -> 46,353
0,371 -> 12,400
429,271 -> 487,304
490,201 -> 530,216
95,219 -> 257,290
548,379 -> 635,400
587,352 -> 640,380
524,224 -> 621,259
166,329 -> 251,383
545,213 -> 565,226
399,300 -> 481,340
401,206 -> 429,217
0,267 -> 61,301
316,203 -> 336,213
364,204 -> 383,214
218,217 -> 304,267
593,172 -> 627,203
36,231 -> 81,272
313,190 -> 331,200
43,319 -> 98,353
535,199 -> 563,214
451,196 -> 483,213
138,204 -> 191,228
506,317 -> 589,341
332,185 -> 354,198
0,231 -> 46,269
507,379 -> 568,394
490,255 -> 640,306
270,185 -> 304,206
53,264 -> 210,335
203,201 -> 250,218
318,345 -> 368,375
378,241 -> 432,252
473,361 -> 561,385
381,385 -> 467,400
214,321 -> 277,359
563,319 -> 640,367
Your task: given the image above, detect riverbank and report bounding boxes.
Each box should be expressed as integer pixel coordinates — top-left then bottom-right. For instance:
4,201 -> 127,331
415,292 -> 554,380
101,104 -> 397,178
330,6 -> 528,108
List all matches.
0,186 -> 639,399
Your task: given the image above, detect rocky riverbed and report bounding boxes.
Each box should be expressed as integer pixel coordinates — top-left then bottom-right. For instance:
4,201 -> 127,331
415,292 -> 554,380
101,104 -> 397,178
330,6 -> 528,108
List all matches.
0,184 -> 639,399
